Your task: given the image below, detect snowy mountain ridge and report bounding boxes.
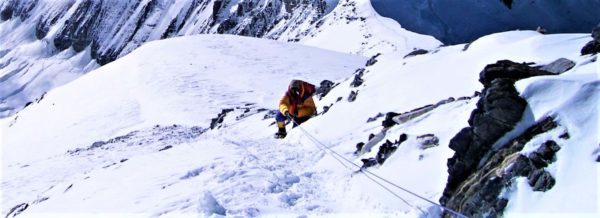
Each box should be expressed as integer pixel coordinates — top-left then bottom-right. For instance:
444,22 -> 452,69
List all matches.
0,0 -> 440,118
2,30 -> 598,217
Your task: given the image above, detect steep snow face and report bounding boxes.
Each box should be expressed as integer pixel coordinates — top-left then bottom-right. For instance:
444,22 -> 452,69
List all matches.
293,0 -> 442,56
2,34 -> 366,164
2,32 -> 598,217
371,0 -> 600,44
0,0 -> 327,118
0,0 -> 436,119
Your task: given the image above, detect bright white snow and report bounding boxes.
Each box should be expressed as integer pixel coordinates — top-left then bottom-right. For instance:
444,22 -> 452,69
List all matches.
1,30 -> 599,218
297,0 -> 442,56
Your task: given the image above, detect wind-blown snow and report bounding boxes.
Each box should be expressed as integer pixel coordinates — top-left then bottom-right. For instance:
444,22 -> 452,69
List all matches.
1,31 -> 598,217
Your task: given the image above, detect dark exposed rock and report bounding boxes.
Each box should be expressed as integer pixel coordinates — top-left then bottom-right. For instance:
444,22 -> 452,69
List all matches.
354,68 -> 366,76
5,203 -> 29,218
417,133 -> 439,149
350,74 -> 363,87
528,152 -> 548,168
360,133 -> 407,168
441,60 -> 565,217
381,112 -> 400,128
581,40 -> 600,55
540,58 -> 576,74
360,158 -> 378,169
53,0 -> 103,53
315,80 -> 335,99
210,108 -> 234,129
403,49 -> 428,58
347,90 -> 358,102
365,53 -> 381,66
158,145 -> 173,151
537,141 -> 561,159
448,127 -> 472,154
2,0 -> 324,69
443,117 -> 560,217
375,140 -> 396,164
212,0 -> 222,20
0,5 -> 13,21
508,154 -> 535,177
528,169 -> 555,192
322,105 -> 330,114
218,18 -> 238,34
529,140 -> 560,168
1,0 -> 37,21
581,25 -> 600,55
436,97 -> 455,106
479,60 -> 554,87
366,112 -> 384,122
559,132 -> 570,139
354,142 -> 365,155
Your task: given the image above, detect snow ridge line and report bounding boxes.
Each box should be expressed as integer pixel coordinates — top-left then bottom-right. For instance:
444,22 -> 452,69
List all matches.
291,119 -> 469,218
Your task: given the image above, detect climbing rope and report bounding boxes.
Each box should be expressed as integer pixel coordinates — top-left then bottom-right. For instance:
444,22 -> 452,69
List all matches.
290,119 -> 469,218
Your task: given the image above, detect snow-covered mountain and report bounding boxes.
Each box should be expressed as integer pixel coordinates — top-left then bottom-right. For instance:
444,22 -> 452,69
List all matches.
0,0 -> 440,118
2,0 -> 599,217
371,0 -> 600,44
2,29 -> 598,217
0,0 -> 321,118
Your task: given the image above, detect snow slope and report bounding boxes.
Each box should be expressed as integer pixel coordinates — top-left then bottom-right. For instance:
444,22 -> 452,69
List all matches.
0,0 -> 326,118
0,0 -> 440,119
2,31 -> 599,217
295,0 -> 442,56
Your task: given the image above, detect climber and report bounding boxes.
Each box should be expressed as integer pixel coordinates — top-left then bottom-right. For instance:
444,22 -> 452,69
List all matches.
274,79 -> 316,139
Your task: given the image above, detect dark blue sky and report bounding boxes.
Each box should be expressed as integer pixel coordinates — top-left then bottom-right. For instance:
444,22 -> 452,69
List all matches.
370,0 -> 600,44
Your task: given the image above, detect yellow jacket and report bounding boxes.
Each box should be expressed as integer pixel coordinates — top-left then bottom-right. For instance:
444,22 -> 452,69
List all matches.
279,95 -> 316,118
279,80 -> 316,118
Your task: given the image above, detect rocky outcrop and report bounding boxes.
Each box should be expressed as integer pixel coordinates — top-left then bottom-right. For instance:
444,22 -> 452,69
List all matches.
417,134 -> 439,149
1,0 -> 326,65
315,80 -> 336,99
440,60 -> 567,217
210,108 -> 234,129
539,58 -> 576,74
403,49 -> 428,58
581,24 -> 600,55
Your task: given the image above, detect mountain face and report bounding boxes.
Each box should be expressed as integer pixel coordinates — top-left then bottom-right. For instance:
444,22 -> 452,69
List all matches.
370,0 -> 600,44
0,0 -> 442,119
2,31 -> 597,217
0,0 -> 328,118
1,0 -> 599,217
0,0 -> 326,65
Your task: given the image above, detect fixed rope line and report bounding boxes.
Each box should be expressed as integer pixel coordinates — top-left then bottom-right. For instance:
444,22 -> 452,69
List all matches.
290,119 -> 469,218
295,124 -> 359,172
293,122 -> 425,215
